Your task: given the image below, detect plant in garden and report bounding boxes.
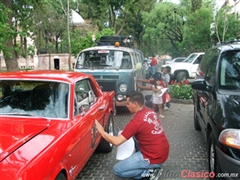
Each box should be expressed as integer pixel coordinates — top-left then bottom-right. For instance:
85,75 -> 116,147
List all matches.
168,80 -> 192,100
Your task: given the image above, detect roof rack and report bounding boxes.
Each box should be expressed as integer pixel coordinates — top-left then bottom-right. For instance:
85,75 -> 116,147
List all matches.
97,35 -> 134,47
217,39 -> 240,45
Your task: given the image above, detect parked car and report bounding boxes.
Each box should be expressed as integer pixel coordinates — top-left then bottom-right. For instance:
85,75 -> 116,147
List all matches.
0,70 -> 116,180
191,42 -> 240,179
163,58 -> 172,64
74,35 -> 146,107
161,52 -> 204,82
165,57 -> 186,64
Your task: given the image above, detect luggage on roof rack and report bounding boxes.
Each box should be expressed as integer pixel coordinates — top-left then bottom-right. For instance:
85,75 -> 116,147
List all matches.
98,35 -> 134,47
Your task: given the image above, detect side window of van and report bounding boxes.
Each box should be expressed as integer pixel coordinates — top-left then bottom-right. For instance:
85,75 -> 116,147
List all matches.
132,53 -> 138,67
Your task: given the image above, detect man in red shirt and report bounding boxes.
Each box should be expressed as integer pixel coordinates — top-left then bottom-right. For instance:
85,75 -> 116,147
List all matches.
150,55 -> 158,76
95,91 -> 170,179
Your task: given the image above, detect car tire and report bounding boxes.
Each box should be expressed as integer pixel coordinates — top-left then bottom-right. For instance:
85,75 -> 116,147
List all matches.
208,133 -> 222,179
96,114 -> 114,153
176,72 -> 187,82
169,74 -> 175,83
194,106 -> 201,131
55,172 -> 66,180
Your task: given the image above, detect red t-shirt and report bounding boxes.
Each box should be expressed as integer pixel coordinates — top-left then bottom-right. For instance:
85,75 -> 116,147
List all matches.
150,57 -> 158,66
121,107 -> 170,164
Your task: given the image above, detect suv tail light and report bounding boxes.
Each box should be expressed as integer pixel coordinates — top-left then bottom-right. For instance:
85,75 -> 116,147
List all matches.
219,129 -> 240,149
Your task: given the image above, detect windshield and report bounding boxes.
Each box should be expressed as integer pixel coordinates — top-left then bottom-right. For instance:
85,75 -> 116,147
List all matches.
219,51 -> 240,90
0,80 -> 69,118
183,54 -> 198,63
75,50 -> 132,69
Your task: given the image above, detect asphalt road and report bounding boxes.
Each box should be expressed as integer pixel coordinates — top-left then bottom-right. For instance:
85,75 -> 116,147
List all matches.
76,91 -> 208,180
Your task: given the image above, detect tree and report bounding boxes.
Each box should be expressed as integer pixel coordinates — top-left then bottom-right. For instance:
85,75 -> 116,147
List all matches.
0,2 -> 12,53
1,0 -> 45,71
213,6 -> 240,43
181,6 -> 213,55
142,2 -> 185,56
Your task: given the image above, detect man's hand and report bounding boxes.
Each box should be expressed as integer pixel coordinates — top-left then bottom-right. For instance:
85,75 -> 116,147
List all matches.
95,120 -> 104,135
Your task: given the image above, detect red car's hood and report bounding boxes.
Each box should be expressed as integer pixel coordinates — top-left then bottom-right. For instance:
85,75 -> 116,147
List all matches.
0,116 -> 49,161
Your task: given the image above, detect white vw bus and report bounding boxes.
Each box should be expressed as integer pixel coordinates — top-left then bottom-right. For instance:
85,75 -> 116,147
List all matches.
74,36 -> 146,107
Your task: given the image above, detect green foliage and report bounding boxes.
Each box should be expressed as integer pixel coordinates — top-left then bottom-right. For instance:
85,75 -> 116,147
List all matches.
0,2 -> 14,52
181,6 -> 213,54
212,6 -> 240,43
69,28 -> 115,57
169,82 -> 193,100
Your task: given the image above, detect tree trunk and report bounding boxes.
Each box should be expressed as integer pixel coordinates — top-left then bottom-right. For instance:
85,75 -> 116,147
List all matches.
2,0 -> 19,71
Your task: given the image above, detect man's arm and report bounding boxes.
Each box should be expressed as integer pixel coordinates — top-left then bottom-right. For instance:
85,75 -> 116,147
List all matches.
136,78 -> 150,83
137,84 -> 152,90
95,120 -> 126,146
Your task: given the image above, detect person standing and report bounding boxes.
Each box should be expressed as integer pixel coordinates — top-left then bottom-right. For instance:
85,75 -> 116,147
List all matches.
137,73 -> 166,117
161,66 -> 171,109
150,55 -> 158,76
136,71 -> 171,109
95,91 -> 170,179
151,77 -> 165,118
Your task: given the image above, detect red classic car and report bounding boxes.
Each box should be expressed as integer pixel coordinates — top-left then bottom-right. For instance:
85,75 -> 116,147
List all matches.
0,70 -> 116,180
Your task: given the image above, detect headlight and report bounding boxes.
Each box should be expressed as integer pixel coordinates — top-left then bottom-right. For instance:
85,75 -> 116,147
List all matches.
117,94 -> 124,101
119,83 -> 127,92
219,129 -> 240,149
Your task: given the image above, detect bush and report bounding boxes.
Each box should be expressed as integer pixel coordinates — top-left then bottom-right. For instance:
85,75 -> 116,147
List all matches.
168,80 -> 192,100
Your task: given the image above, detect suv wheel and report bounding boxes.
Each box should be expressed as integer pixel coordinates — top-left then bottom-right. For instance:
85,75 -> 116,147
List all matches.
208,133 -> 222,179
176,72 -> 187,82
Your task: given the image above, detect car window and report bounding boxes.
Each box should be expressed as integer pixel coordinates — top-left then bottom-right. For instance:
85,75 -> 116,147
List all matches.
219,50 -> 240,90
121,52 -> 132,69
199,49 -> 219,86
0,81 -> 69,118
76,50 -> 133,69
193,55 -> 204,64
74,79 -> 97,116
175,58 -> 184,62
183,54 -> 198,63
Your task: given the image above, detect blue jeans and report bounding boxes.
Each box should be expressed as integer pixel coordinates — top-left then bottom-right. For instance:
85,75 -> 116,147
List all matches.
113,151 -> 162,179
151,66 -> 156,76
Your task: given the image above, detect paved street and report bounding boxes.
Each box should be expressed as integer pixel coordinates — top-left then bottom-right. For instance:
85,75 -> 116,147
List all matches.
76,92 -> 208,180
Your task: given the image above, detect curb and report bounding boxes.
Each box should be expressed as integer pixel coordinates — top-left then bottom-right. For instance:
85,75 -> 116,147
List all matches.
171,98 -> 193,104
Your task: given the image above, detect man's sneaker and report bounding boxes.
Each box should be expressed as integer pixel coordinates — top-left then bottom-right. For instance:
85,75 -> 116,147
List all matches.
149,168 -> 163,180
159,114 -> 165,118
163,106 -> 169,111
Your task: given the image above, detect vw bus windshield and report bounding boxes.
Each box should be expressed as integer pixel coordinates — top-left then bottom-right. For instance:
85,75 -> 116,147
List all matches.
76,50 -> 132,69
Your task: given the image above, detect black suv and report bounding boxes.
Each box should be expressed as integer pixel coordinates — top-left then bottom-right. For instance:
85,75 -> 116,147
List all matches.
191,41 -> 240,179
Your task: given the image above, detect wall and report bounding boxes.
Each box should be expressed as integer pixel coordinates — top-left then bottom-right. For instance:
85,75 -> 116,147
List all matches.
0,53 -> 76,71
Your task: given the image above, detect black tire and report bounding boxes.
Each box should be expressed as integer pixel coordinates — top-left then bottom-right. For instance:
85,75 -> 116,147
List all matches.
194,106 -> 201,131
55,172 -> 66,180
96,114 -> 115,152
169,74 -> 175,83
176,72 -> 187,82
208,133 -> 222,180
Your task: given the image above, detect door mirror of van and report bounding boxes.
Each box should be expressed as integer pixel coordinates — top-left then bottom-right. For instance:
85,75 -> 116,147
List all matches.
191,79 -> 211,92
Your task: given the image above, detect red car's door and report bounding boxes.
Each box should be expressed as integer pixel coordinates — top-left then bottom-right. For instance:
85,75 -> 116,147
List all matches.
63,79 -> 106,179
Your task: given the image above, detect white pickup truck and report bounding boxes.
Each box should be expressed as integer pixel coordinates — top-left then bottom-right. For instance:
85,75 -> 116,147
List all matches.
161,52 -> 205,82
